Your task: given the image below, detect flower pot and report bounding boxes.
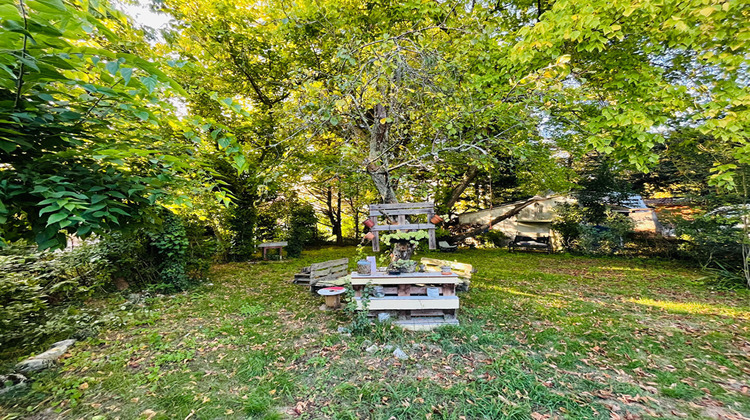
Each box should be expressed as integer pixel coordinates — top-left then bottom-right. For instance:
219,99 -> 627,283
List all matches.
373,286 -> 385,298
430,215 -> 444,224
387,270 -> 401,275
426,287 -> 440,298
357,260 -> 371,275
440,265 -> 452,274
363,232 -> 375,241
363,219 -> 375,228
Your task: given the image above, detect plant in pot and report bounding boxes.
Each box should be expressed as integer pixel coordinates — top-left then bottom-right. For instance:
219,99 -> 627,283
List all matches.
390,258 -> 417,273
355,245 -> 370,275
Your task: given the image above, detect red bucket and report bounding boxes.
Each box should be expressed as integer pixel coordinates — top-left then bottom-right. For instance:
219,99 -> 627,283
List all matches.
363,219 -> 375,228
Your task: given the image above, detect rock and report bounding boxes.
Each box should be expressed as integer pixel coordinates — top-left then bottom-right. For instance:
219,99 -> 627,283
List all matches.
15,339 -> 76,373
361,339 -> 373,349
337,327 -> 349,333
365,344 -> 379,353
0,373 -> 27,395
393,348 -> 409,360
383,344 -> 394,351
15,358 -> 54,373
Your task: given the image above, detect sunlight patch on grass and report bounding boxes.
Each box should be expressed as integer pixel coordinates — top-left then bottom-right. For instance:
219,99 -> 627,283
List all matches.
479,283 -> 538,298
628,297 -> 750,319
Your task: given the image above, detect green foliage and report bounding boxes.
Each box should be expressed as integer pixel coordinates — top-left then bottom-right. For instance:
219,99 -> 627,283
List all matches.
551,203 -> 585,250
0,0 -> 192,249
0,242 -> 115,349
343,284 -> 373,336
147,211 -> 192,292
354,245 -> 367,262
476,230 -> 508,248
578,211 -> 635,255
672,212 -> 746,276
380,231 -> 428,246
286,203 -> 317,258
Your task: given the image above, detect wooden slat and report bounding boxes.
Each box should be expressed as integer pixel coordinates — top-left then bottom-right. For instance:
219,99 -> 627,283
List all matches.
371,223 -> 436,231
351,276 -> 459,286
370,202 -> 433,210
369,209 -> 433,216
355,296 -> 459,311
310,258 -> 349,271
420,258 -> 474,279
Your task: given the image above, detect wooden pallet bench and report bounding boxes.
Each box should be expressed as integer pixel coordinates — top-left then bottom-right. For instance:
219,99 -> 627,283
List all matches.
419,257 -> 475,291
351,272 -> 460,330
308,258 -> 349,291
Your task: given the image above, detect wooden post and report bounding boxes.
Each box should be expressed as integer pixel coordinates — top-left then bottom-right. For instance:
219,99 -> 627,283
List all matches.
371,216 -> 380,252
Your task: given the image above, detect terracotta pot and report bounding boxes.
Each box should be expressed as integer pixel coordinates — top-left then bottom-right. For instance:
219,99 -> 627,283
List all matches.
363,219 -> 375,228
363,232 -> 375,241
430,215 -> 444,224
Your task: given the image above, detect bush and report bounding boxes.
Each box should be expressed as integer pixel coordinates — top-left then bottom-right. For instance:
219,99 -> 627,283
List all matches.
0,242 -> 112,350
551,203 -> 583,250
476,230 -> 507,248
286,203 -> 317,258
672,213 -> 745,272
577,211 -> 634,255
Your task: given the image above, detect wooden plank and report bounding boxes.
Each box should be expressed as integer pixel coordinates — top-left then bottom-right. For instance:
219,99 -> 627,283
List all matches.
420,258 -> 474,279
350,277 -> 459,286
398,284 -> 409,296
371,223 -> 436,231
369,209 -> 434,216
428,229 -> 436,250
370,216 -> 380,252
370,202 -> 433,210
310,258 -> 349,271
394,318 -> 459,331
355,296 -> 459,310
258,241 -> 288,248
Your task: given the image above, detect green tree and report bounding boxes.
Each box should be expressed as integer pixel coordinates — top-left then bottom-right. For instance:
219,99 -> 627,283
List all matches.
0,0 -> 191,248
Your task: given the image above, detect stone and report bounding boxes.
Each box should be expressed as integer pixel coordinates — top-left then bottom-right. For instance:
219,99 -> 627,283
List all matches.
393,348 -> 409,360
15,358 -> 54,373
361,340 -> 373,349
365,344 -> 379,353
15,339 -> 76,373
377,313 -> 390,322
337,327 -> 349,333
0,373 -> 27,395
383,344 -> 394,351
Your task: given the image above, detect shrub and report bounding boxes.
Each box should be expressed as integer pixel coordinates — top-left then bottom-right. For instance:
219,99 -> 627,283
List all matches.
577,211 -> 634,255
476,230 -> 507,248
286,203 -> 317,258
551,203 -> 584,250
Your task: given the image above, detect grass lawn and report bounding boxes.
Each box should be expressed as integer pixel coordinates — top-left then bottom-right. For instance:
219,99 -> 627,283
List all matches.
1,247 -> 749,419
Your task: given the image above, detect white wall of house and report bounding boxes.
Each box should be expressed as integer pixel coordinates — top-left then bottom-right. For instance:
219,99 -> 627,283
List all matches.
458,195 -> 661,246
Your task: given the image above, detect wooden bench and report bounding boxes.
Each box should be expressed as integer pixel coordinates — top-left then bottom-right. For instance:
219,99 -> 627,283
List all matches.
304,258 -> 349,292
258,241 -> 288,260
420,257 -> 474,291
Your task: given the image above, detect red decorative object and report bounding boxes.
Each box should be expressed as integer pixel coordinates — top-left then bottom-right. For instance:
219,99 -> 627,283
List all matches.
363,232 -> 375,241
363,219 -> 375,228
430,215 -> 444,224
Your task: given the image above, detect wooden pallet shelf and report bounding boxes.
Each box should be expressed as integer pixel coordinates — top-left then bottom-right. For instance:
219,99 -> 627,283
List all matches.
355,296 -> 459,311
352,271 -> 460,330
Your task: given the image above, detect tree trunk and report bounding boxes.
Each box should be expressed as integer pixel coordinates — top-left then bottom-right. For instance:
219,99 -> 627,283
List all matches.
367,104 -> 398,203
444,166 -> 479,211
453,196 -> 547,241
325,186 -> 343,245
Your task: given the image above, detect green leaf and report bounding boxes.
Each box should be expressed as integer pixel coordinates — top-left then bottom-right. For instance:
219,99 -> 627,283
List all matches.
46,212 -> 68,226
120,67 -> 132,84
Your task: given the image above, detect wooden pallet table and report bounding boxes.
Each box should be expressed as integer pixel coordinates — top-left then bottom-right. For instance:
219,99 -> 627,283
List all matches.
351,272 -> 460,330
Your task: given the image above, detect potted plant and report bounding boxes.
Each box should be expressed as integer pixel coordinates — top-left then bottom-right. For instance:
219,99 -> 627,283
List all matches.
355,245 -> 371,275
390,259 -> 417,273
